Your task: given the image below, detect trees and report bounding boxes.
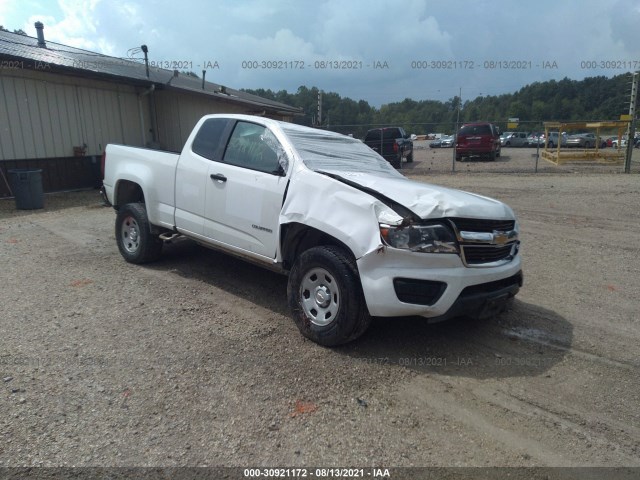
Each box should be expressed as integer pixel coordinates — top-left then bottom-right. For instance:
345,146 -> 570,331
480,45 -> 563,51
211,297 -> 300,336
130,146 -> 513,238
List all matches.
241,73 -> 632,135
0,26 -> 27,35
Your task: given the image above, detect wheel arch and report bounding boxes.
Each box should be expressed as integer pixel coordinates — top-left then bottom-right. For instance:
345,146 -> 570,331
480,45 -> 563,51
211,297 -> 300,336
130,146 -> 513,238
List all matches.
280,223 -> 356,272
113,179 -> 145,209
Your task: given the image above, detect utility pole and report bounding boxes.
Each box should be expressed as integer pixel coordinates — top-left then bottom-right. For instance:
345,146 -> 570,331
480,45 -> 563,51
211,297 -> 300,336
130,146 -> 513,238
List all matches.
317,90 -> 323,127
452,87 -> 461,172
624,71 -> 638,173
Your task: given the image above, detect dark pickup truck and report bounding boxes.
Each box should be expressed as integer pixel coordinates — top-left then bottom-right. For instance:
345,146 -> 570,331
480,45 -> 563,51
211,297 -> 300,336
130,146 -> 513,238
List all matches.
363,127 -> 414,168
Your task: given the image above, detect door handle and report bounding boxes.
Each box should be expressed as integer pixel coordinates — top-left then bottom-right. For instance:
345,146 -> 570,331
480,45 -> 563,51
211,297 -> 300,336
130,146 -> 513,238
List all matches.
210,173 -> 227,182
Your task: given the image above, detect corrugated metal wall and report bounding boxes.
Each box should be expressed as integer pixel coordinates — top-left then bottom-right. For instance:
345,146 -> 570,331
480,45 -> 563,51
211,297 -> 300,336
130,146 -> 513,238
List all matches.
154,90 -> 246,152
0,69 -> 147,160
0,68 -> 295,197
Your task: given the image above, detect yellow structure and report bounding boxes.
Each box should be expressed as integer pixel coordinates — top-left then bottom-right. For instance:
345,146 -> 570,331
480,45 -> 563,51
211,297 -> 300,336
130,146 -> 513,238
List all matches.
541,121 -> 629,165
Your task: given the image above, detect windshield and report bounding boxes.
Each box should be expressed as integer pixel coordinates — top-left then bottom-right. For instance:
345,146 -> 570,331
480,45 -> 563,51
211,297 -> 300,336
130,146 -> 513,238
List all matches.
281,125 -> 404,178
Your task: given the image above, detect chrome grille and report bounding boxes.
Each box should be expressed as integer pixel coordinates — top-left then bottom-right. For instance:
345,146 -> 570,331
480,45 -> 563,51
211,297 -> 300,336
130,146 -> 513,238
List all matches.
448,218 -> 519,267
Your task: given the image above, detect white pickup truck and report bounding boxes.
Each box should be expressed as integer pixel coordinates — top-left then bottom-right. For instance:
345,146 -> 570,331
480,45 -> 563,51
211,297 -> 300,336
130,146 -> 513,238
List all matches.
103,114 -> 522,346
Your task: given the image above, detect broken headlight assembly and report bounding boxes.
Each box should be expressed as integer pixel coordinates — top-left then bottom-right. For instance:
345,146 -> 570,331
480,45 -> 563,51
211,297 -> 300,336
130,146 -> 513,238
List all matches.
379,223 -> 459,253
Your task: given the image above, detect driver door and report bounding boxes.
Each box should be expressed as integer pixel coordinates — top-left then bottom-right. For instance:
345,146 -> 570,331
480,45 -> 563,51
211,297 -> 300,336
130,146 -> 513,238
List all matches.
203,120 -> 290,260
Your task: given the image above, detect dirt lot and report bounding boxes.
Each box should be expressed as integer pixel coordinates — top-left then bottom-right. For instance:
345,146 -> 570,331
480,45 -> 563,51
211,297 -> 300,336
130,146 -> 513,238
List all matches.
1,148 -> 639,472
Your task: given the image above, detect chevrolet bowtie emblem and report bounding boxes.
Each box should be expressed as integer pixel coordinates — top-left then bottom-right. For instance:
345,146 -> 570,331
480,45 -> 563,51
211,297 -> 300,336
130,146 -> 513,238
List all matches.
492,231 -> 512,245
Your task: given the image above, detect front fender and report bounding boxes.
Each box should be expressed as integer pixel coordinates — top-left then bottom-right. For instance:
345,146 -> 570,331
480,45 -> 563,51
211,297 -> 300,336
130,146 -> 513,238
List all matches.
280,169 -> 383,259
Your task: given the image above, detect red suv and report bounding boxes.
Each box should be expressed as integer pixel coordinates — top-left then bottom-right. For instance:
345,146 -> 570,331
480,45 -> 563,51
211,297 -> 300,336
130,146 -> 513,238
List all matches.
456,122 -> 501,161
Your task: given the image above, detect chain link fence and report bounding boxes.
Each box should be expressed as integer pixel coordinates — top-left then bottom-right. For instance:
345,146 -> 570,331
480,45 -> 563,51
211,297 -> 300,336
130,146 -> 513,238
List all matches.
323,121 -> 640,174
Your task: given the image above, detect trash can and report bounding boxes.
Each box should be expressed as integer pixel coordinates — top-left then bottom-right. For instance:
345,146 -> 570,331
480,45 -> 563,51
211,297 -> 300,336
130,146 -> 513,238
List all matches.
8,169 -> 44,210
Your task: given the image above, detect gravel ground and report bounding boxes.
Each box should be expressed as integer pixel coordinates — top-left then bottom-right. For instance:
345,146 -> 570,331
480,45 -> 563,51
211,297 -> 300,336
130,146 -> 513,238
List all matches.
1,151 -> 639,471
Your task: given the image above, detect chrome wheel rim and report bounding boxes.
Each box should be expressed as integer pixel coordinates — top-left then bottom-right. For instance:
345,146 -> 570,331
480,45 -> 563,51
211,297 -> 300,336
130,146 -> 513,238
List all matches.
300,267 -> 340,326
121,215 -> 140,254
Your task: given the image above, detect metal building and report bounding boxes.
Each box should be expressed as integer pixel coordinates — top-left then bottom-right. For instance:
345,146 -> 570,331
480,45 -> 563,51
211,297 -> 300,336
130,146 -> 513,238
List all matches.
0,24 -> 302,197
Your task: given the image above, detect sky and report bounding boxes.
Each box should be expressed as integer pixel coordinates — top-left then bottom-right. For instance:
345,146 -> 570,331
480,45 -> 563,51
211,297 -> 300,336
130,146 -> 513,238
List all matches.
1,0 -> 640,107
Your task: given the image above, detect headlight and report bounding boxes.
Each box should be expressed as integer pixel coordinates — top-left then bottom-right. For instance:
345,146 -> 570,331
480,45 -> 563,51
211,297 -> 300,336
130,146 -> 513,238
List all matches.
379,223 -> 459,253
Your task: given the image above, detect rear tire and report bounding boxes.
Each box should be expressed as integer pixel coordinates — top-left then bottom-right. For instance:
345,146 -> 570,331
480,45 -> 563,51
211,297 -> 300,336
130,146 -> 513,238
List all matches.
407,151 -> 414,163
392,155 -> 402,169
287,246 -> 371,347
115,203 -> 163,264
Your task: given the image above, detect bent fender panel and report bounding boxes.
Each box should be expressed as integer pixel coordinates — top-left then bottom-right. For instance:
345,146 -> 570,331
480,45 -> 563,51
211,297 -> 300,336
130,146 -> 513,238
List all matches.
279,169 -> 385,260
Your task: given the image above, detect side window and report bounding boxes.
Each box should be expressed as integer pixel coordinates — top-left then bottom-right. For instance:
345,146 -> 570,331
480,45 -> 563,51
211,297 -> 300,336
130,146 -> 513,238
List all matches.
191,118 -> 229,161
365,130 -> 381,142
223,121 -> 285,174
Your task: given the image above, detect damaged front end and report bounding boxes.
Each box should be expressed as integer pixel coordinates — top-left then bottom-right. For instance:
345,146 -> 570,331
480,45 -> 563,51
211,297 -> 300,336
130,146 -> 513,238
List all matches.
277,123 -> 522,321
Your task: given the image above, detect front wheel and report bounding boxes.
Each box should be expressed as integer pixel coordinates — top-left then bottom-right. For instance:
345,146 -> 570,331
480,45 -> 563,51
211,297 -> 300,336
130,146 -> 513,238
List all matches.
287,246 -> 371,346
115,203 -> 163,264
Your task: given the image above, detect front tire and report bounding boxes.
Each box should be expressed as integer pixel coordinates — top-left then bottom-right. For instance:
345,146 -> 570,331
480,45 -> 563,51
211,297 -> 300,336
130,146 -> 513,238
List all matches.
287,246 -> 371,346
115,203 -> 163,264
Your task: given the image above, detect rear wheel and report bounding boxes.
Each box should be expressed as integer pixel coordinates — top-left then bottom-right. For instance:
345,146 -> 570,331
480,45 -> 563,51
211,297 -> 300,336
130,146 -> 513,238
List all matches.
287,246 -> 371,346
407,151 -> 414,163
392,155 -> 402,169
115,203 -> 163,264
489,150 -> 497,161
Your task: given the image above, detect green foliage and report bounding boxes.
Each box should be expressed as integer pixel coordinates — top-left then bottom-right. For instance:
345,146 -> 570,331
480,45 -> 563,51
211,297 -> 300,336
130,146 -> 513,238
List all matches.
242,73 -> 635,136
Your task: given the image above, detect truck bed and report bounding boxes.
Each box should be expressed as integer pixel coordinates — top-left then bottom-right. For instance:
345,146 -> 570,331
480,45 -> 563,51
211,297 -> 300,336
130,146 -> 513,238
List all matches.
103,144 -> 180,229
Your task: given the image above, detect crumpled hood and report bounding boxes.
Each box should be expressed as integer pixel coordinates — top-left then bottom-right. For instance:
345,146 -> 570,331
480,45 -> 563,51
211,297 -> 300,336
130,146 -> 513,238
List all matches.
318,170 -> 515,220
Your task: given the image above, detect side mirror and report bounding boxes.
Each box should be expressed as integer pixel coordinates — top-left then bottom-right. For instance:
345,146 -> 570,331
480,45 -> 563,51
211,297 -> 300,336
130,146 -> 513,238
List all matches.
272,164 -> 286,177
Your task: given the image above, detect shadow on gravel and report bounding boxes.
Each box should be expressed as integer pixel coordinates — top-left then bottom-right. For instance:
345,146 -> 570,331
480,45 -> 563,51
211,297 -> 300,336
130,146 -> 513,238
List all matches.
337,300 -> 573,380
145,238 -> 572,380
145,238 -> 290,315
458,154 -> 511,163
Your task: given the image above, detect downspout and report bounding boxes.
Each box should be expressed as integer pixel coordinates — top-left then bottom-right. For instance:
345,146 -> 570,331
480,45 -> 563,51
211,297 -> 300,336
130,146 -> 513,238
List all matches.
138,84 -> 155,146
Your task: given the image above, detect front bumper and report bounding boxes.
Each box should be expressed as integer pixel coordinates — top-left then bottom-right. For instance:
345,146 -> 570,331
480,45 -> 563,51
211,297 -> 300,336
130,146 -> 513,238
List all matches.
357,247 -> 522,319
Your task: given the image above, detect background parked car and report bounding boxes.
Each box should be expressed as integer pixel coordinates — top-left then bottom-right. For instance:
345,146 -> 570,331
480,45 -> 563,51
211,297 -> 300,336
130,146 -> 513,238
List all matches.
541,132 -> 568,148
605,135 -> 618,148
611,137 -> 627,148
455,122 -> 501,161
501,132 -> 529,147
566,133 -> 600,148
363,127 -> 414,168
500,132 -> 514,145
441,135 -> 455,148
527,132 -> 543,147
